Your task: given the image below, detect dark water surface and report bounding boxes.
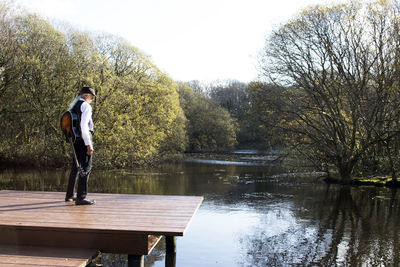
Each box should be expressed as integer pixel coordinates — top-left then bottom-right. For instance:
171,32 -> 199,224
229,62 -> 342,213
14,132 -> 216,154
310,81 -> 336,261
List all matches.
1,152 -> 400,266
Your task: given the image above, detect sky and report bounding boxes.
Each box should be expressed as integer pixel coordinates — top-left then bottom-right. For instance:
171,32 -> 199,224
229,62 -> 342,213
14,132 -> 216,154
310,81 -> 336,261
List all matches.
16,0 -> 334,83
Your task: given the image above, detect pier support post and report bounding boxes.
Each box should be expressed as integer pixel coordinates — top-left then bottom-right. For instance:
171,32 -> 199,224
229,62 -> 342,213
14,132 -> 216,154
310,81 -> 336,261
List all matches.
165,236 -> 176,267
128,255 -> 144,267
165,250 -> 176,267
165,236 -> 176,253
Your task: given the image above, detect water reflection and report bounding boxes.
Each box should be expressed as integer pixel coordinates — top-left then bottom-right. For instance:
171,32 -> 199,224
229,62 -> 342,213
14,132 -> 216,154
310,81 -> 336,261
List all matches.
1,160 -> 400,266
233,186 -> 400,266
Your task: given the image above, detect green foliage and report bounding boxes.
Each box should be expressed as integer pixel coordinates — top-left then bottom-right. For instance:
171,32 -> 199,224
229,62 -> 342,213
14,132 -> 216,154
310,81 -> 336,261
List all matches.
0,2 -> 243,167
178,82 -> 238,152
1,12 -> 73,163
206,80 -> 253,144
207,80 -> 249,119
0,4 -> 187,167
246,82 -> 291,148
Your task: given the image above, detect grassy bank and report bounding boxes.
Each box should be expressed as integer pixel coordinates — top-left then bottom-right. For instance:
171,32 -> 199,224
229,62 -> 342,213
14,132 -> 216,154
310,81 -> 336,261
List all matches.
324,175 -> 400,188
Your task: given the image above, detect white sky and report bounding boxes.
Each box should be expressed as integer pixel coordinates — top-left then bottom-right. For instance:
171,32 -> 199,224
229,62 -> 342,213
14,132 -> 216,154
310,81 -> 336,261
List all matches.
16,0 -> 334,83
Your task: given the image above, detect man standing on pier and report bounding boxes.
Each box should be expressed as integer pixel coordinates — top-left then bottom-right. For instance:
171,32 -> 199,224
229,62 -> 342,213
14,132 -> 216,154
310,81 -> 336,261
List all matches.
65,86 -> 96,205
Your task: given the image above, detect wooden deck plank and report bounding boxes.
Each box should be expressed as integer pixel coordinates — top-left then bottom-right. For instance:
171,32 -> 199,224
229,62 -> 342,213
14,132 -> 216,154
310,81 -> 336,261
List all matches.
0,190 -> 203,236
0,245 -> 97,267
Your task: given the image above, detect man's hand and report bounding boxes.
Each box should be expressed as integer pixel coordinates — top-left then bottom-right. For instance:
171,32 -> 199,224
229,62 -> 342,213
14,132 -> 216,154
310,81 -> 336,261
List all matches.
87,146 -> 94,155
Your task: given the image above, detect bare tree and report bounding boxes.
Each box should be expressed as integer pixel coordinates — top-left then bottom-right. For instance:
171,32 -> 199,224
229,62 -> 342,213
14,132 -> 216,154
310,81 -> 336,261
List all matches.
260,1 -> 400,182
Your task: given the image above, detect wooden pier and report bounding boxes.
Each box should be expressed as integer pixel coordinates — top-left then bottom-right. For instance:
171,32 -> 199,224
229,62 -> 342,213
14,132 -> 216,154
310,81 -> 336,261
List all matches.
0,190 -> 203,266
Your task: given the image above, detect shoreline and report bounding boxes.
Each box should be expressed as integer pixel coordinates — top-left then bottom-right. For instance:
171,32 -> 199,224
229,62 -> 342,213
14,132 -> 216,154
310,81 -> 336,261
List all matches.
2,152 -> 400,188
324,176 -> 400,188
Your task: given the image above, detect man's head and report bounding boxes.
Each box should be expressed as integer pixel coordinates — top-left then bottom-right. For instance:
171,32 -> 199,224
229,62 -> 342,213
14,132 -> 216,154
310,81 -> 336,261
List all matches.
79,86 -> 96,103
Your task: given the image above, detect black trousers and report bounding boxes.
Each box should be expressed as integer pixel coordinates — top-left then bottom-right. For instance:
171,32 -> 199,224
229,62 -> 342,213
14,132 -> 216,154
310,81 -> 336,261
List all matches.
66,140 -> 92,200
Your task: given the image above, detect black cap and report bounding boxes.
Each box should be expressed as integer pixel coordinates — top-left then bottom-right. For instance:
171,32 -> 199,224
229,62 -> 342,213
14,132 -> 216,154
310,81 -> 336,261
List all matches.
78,86 -> 96,97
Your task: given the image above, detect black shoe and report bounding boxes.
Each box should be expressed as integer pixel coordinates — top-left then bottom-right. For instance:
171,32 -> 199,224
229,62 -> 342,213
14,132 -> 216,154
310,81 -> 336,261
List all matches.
75,198 -> 96,205
65,195 -> 77,202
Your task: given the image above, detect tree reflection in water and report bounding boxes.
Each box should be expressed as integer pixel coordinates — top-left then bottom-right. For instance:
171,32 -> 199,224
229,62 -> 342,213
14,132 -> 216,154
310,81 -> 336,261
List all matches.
239,186 -> 400,266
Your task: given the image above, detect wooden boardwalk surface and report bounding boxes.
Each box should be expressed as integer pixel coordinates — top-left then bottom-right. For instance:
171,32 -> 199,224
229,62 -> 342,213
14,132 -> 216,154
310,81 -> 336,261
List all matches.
0,245 -> 97,266
0,190 -> 203,257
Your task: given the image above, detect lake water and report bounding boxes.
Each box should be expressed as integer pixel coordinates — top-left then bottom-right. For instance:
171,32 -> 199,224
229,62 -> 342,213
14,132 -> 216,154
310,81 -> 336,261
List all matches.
1,151 -> 400,266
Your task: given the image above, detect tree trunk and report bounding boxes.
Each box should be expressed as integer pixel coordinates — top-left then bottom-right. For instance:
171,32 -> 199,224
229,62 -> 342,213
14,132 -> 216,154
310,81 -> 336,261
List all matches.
338,161 -> 353,184
385,141 -> 398,182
